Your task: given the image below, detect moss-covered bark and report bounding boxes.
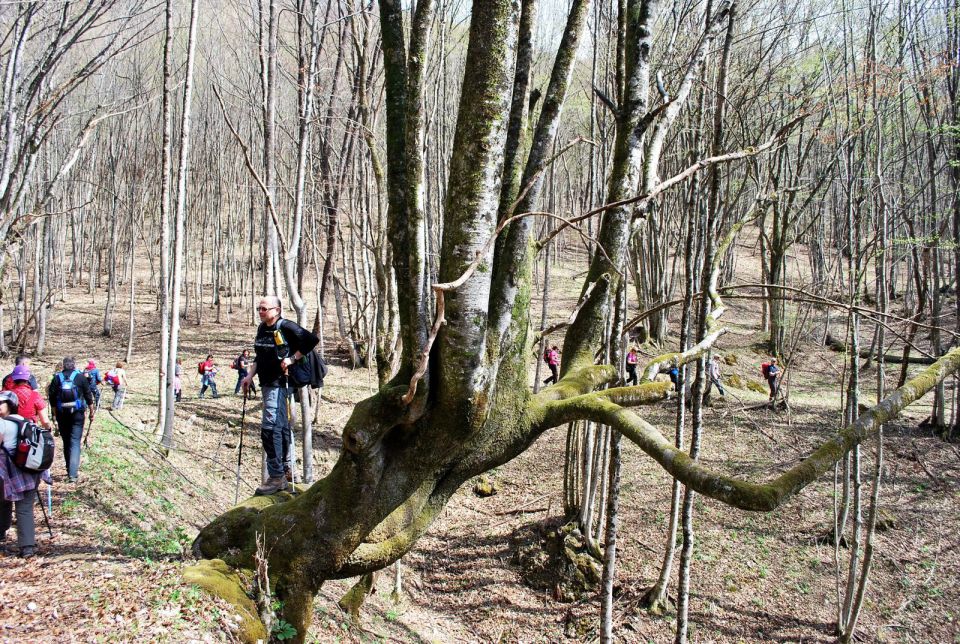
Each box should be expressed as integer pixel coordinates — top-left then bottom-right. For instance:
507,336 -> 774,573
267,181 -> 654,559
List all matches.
183,560 -> 266,642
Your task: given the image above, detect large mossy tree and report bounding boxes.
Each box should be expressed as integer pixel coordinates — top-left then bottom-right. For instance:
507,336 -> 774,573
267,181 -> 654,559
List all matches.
188,0 -> 960,640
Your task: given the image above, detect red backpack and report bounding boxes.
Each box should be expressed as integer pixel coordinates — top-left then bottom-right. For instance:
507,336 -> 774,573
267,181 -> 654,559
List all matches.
761,362 -> 771,378
197,361 -> 205,375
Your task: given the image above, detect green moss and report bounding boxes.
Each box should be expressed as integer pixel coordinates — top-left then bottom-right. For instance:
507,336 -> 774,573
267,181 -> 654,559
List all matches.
183,559 -> 266,643
338,573 -> 374,620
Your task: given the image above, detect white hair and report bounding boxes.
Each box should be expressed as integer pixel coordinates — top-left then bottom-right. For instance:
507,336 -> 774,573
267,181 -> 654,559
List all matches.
260,295 -> 282,310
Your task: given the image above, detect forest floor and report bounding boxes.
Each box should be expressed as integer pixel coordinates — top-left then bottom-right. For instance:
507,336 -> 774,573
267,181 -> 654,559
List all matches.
0,241 -> 958,643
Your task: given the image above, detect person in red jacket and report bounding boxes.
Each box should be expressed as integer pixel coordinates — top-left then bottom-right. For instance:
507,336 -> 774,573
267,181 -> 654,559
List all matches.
198,354 -> 219,399
5,365 -> 51,429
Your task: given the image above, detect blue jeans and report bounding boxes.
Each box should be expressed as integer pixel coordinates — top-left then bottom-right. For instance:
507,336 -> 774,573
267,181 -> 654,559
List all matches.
235,370 -> 256,395
56,410 -> 84,479
260,386 -> 291,478
199,375 -> 218,398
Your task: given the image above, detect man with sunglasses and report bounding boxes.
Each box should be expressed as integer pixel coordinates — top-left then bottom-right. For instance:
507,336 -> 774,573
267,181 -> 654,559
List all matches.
241,296 -> 319,495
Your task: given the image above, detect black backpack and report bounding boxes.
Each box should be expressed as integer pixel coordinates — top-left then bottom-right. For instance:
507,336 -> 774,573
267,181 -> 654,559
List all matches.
288,351 -> 328,389
6,415 -> 55,473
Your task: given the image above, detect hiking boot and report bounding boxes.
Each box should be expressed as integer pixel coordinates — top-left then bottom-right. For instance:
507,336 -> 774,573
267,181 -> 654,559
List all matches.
19,546 -> 34,559
255,476 -> 288,496
68,476 -> 78,483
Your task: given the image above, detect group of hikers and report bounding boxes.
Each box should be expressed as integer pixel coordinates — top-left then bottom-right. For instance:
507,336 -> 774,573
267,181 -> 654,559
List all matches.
190,348 -> 258,400
0,294 -> 324,558
0,355 -> 128,558
543,343 -> 785,405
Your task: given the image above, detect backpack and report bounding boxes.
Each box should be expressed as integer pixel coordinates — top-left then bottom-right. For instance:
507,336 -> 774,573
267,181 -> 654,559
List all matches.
761,362 -> 771,378
56,371 -> 85,412
83,369 -> 99,387
198,361 -> 205,375
230,358 -> 238,370
287,351 -> 329,389
8,415 -> 54,473
543,349 -> 551,364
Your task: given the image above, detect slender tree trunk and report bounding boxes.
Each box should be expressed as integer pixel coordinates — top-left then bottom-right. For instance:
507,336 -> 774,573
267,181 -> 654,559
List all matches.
162,0 -> 200,449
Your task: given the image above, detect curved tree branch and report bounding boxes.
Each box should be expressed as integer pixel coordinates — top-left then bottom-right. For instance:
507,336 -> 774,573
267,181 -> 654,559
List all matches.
539,345 -> 960,511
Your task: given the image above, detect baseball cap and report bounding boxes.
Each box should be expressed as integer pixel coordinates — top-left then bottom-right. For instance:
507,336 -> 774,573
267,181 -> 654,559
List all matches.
0,390 -> 19,411
11,364 -> 31,381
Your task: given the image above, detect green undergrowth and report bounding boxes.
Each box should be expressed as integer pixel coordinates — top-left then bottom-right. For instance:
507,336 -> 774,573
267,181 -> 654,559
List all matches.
80,415 -> 211,561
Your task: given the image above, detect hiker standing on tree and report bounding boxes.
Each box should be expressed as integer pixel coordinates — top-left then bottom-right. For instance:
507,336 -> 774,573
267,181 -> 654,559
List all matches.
762,357 -> 781,405
0,390 -> 49,558
2,355 -> 39,391
198,354 -> 219,399
233,349 -> 256,396
625,347 -> 639,386
47,357 -> 95,483
241,295 -> 319,496
542,345 -> 560,385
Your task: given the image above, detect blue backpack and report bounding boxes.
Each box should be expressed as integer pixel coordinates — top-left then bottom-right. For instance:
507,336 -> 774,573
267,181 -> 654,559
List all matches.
56,371 -> 86,412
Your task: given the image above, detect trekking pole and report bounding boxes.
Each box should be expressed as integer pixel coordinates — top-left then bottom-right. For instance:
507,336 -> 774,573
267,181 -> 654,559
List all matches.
46,482 -> 52,514
234,389 -> 248,506
36,488 -> 53,539
287,388 -> 297,490
83,412 -> 94,448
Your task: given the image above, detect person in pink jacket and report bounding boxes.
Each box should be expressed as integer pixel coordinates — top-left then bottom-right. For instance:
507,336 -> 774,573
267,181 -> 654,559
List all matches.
542,345 -> 560,385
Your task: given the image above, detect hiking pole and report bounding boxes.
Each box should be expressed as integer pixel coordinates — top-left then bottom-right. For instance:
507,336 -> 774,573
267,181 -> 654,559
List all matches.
46,482 -> 52,514
234,389 -> 248,506
36,487 -> 53,539
287,387 -> 297,491
83,412 -> 94,448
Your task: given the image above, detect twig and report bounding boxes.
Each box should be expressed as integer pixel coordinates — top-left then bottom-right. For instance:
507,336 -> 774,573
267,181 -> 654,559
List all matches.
534,275 -> 609,344
539,115 -> 805,248
494,493 -> 552,516
911,439 -> 944,490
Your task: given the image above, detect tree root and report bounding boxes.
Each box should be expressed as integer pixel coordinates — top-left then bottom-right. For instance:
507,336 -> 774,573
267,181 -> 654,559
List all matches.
640,586 -> 674,616
338,573 -> 376,621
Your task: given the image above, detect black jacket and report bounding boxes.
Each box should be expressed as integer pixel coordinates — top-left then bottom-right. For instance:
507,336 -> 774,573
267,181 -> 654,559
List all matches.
253,318 -> 320,388
47,369 -> 95,414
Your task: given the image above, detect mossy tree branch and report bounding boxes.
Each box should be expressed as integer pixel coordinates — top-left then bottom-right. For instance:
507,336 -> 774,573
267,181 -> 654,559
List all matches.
539,345 -> 960,511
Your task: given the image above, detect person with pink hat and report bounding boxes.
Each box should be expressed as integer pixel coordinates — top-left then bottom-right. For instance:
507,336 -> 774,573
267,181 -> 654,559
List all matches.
0,390 -> 45,558
82,360 -> 102,409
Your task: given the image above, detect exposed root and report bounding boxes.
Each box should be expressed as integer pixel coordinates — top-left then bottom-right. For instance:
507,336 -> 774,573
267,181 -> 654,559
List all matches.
338,573 -> 376,621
